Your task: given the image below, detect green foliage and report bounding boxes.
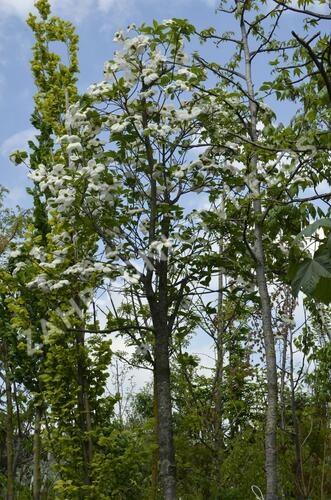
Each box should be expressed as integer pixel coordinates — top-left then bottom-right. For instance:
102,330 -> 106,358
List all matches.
91,428 -> 153,499
27,0 -> 79,133
1,1 -> 330,498
290,220 -> 331,302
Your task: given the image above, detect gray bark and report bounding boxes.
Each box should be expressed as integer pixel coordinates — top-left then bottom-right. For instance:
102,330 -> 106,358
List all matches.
150,370 -> 160,499
142,90 -> 177,499
76,331 -> 93,490
214,246 -> 225,487
289,330 -> 305,499
237,2 -> 279,496
151,305 -> 176,500
33,406 -> 42,500
254,229 -> 278,499
4,349 -> 14,500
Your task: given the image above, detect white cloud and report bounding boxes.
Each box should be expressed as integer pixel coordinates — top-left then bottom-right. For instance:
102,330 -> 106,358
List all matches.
203,0 -> 218,6
6,185 -> 30,206
0,0 -> 85,21
0,0 -> 127,22
0,0 -> 217,24
0,0 -> 35,18
97,0 -> 116,13
54,0 -> 97,22
1,128 -> 36,156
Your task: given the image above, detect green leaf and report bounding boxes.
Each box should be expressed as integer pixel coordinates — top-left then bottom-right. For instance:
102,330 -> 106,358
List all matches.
291,249 -> 331,300
313,276 -> 331,303
293,218 -> 331,244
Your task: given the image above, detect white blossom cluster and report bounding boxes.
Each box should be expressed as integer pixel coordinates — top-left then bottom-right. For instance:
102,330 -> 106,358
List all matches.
16,22 -> 219,291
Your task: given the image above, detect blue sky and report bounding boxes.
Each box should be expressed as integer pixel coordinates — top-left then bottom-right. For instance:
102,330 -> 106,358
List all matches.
2,0 -> 328,209
1,0 -> 329,210
0,0 -> 223,208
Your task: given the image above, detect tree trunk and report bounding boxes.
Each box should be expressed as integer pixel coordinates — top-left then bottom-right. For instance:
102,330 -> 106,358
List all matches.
254,224 -> 278,499
214,253 -> 225,491
142,98 -> 176,497
238,4 -> 279,493
4,350 -> 14,500
76,331 -> 93,490
279,329 -> 288,434
152,309 -> 176,500
289,330 -> 305,499
254,225 -> 278,499
33,406 -> 42,500
150,369 -> 160,499
115,359 -> 123,425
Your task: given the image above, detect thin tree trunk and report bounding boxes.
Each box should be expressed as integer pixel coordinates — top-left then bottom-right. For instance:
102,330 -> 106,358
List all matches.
4,349 -> 14,500
33,406 -> 42,500
150,369 -> 160,499
142,92 -> 176,498
76,331 -> 93,490
280,328 -> 287,433
152,308 -> 176,500
254,233 -> 278,499
289,329 -> 305,499
237,3 -> 279,495
279,323 -> 288,500
115,359 -> 123,425
12,382 -> 22,483
214,243 -> 225,491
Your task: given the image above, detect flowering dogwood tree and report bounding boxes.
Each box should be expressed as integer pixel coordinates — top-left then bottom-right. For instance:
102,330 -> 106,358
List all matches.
5,1 -> 330,497
20,19 -> 228,497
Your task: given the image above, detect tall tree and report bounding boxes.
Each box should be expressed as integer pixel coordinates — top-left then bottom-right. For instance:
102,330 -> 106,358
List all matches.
23,19 -> 226,497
